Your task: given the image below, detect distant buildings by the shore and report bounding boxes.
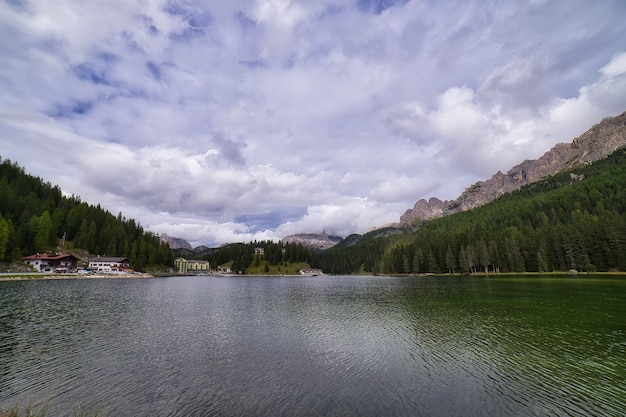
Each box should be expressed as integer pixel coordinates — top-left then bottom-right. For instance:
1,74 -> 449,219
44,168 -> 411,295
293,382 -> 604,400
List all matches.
174,257 -> 210,274
22,252 -> 133,274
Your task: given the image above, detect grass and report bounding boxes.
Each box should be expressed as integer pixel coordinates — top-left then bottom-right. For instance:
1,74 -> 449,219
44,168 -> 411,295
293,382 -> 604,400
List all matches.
0,399 -> 103,417
244,261 -> 311,275
0,399 -> 50,417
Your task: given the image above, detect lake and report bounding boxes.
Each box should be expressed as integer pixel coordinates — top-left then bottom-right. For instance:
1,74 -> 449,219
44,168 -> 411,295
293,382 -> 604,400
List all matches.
0,275 -> 624,416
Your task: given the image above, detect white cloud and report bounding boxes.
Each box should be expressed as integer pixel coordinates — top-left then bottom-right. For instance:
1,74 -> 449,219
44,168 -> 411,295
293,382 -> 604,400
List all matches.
429,87 -> 489,140
600,52 -> 626,78
549,52 -> 626,133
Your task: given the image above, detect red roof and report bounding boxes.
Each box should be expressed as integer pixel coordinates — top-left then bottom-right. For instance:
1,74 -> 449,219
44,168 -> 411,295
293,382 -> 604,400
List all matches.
88,257 -> 129,263
23,253 -> 78,261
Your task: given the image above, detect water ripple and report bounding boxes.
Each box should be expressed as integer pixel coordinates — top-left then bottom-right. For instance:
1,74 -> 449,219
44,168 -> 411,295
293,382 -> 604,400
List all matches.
0,276 -> 624,416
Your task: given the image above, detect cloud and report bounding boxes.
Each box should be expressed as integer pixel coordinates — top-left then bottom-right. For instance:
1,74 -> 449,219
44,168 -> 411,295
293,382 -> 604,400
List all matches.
549,52 -> 626,134
1,0 -> 626,247
382,49 -> 626,183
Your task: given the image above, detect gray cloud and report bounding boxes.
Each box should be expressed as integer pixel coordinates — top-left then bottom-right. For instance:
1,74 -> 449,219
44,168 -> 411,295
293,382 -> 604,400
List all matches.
1,0 -> 626,246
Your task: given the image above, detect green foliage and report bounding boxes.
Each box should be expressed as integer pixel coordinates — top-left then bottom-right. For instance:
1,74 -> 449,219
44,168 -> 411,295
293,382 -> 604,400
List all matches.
311,237 -> 388,275
313,148 -> 626,274
205,240 -> 312,274
0,157 -> 173,269
0,214 -> 8,260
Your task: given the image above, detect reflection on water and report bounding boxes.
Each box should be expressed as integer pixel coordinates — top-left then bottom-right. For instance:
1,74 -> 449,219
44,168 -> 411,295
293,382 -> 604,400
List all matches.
0,275 -> 624,416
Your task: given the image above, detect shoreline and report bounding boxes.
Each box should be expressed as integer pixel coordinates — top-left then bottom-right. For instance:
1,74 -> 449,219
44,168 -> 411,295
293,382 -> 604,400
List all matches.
0,272 -> 154,281
3,271 -> 625,282
0,272 -> 322,281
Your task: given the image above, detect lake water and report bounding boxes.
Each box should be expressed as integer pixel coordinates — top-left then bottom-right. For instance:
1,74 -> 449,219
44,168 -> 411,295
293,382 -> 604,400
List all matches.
0,275 -> 624,416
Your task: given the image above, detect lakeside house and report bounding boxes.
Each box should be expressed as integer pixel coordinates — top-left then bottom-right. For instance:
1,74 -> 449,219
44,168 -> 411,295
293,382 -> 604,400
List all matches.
88,256 -> 130,273
174,258 -> 210,274
217,265 -> 232,275
23,253 -> 79,273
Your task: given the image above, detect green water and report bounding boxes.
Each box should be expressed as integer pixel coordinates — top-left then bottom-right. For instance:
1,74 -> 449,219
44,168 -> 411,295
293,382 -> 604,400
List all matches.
0,274 -> 624,416
400,275 -> 626,415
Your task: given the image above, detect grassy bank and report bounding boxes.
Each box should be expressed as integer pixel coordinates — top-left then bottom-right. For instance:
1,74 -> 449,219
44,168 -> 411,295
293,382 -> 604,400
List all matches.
244,261 -> 311,275
0,400 -> 103,417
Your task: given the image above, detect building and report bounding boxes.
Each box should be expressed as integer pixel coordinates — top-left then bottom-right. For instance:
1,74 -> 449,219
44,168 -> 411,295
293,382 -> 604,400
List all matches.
174,257 -> 188,273
174,258 -> 210,274
216,265 -> 232,275
299,268 -> 323,276
88,256 -> 130,273
23,253 -> 79,273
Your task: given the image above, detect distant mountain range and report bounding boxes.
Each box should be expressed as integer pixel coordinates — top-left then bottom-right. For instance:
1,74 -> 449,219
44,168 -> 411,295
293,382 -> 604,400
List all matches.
281,233 -> 343,250
162,232 -> 345,253
400,111 -> 626,224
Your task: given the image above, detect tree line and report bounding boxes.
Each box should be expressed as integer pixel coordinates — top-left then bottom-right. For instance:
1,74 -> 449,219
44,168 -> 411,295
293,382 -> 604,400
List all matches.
0,157 -> 174,270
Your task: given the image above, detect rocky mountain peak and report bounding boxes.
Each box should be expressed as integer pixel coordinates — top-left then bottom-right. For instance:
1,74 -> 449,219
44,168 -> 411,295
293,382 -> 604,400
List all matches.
160,233 -> 193,250
281,233 -> 343,250
401,110 -> 626,224
400,197 -> 450,224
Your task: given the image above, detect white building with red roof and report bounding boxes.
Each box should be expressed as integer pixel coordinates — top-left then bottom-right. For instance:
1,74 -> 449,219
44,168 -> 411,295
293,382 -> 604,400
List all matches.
23,253 -> 79,273
88,256 -> 131,273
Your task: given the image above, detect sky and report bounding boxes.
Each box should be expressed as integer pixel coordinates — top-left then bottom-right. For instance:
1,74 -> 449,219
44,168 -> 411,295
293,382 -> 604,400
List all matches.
1,0 -> 626,247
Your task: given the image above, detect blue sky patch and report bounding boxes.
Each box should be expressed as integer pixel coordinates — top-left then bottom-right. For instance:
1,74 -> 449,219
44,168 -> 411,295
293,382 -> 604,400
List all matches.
165,2 -> 212,40
146,61 -> 162,80
49,100 -> 94,118
72,53 -> 117,86
73,63 -> 111,85
357,0 -> 408,14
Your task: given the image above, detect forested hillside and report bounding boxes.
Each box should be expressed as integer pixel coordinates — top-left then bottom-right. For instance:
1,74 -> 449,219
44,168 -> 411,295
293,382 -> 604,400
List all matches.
312,148 -> 626,274
0,158 -> 174,270
204,240 -> 312,274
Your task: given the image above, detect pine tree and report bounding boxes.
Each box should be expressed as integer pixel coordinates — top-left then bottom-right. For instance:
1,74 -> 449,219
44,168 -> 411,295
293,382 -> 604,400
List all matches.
0,214 -> 8,260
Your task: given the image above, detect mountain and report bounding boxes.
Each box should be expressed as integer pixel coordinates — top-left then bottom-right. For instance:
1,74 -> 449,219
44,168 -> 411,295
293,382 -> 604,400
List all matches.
313,146 -> 626,274
160,234 -> 193,250
281,233 -> 343,250
401,110 -> 626,224
172,246 -> 214,259
194,245 -> 210,253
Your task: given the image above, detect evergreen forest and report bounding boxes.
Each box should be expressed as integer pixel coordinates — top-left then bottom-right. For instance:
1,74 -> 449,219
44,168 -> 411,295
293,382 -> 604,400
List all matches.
0,157 -> 174,271
311,148 -> 626,275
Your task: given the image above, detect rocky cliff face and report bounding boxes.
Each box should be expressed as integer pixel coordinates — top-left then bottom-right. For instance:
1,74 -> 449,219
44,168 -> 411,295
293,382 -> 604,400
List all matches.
281,233 -> 343,250
400,197 -> 451,223
160,233 -> 193,250
401,110 -> 626,224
